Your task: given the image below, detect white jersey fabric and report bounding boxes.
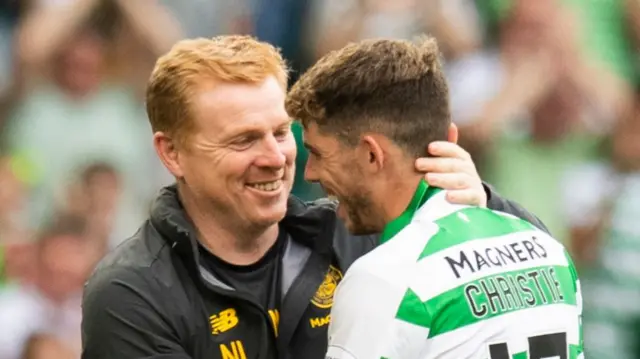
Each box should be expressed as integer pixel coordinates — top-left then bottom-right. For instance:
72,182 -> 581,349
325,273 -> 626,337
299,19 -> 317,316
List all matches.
326,181 -> 583,359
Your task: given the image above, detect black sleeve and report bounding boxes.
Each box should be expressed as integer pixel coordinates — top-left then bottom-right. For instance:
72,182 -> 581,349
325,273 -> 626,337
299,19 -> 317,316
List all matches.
483,182 -> 551,234
81,266 -> 192,359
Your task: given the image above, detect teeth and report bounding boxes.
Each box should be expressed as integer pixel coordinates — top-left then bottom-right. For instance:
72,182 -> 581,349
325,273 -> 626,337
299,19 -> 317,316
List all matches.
327,195 -> 338,202
248,180 -> 282,192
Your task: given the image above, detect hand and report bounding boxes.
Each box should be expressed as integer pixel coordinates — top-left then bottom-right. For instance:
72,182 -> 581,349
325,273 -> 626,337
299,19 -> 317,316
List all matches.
415,142 -> 487,207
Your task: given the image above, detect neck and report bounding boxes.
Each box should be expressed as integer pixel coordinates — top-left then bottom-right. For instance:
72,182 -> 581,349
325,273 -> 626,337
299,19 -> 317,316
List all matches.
379,173 -> 424,226
178,184 -> 279,266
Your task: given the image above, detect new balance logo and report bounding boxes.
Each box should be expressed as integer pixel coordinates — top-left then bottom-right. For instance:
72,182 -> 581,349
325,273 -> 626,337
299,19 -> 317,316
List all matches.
210,308 -> 239,335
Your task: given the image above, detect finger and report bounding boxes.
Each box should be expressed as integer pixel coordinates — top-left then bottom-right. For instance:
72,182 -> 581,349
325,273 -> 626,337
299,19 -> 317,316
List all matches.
425,173 -> 472,190
415,158 -> 471,175
428,141 -> 471,160
445,189 -> 487,208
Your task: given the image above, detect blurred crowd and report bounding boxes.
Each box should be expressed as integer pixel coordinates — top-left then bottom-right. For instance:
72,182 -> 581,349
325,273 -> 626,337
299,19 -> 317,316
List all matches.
0,0 -> 638,358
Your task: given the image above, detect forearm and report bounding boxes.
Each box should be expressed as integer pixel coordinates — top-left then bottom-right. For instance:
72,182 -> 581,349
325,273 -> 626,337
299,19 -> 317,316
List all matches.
16,0 -> 99,66
429,0 -> 480,59
479,58 -> 555,127
567,59 -> 632,121
114,0 -> 183,56
431,16 -> 478,58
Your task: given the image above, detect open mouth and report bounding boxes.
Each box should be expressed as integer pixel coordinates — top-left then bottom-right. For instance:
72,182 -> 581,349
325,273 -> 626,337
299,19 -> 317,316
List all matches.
246,179 -> 283,192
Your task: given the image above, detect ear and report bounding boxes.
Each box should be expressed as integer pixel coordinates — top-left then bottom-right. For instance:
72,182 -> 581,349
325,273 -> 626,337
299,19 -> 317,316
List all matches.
153,132 -> 184,178
360,135 -> 385,173
447,122 -> 459,144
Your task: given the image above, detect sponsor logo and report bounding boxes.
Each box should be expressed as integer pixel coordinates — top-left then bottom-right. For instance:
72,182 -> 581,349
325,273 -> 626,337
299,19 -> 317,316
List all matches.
311,265 -> 343,309
310,314 -> 331,328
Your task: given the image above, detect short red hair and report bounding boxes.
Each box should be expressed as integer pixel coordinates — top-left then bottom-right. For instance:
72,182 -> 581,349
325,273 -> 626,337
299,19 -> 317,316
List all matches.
146,35 -> 289,146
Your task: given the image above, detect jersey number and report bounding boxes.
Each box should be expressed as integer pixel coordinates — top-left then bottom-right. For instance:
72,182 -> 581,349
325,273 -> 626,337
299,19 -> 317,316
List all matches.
489,332 -> 567,359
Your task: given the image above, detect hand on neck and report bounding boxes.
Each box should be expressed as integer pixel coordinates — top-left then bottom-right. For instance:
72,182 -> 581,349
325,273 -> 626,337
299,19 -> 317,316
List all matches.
178,185 -> 280,266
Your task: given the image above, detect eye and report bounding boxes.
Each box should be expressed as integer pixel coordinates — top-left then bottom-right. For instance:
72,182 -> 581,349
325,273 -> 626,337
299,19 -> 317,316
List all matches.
274,126 -> 291,141
230,135 -> 258,150
308,149 -> 321,160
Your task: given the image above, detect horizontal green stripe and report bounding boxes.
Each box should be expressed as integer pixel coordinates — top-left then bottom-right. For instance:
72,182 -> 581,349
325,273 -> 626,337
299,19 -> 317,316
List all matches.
420,207 -> 537,259
395,265 -> 577,338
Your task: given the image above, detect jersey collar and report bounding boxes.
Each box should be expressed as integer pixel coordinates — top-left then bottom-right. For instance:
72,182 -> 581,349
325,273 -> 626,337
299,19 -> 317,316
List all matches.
379,180 -> 440,245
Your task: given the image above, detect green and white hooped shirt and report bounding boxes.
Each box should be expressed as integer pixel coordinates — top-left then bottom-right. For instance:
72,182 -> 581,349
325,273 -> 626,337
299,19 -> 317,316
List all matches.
325,181 -> 584,359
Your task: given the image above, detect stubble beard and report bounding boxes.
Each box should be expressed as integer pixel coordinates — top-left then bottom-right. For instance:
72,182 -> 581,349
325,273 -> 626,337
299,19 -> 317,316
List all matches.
344,188 -> 380,236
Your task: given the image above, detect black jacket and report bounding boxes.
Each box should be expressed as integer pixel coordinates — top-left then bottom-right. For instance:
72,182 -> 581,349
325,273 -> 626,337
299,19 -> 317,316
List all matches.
81,184 -> 548,359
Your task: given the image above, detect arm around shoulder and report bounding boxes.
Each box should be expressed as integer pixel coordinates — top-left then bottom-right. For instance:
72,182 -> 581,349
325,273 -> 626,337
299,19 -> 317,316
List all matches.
483,182 -> 551,234
81,265 -> 192,359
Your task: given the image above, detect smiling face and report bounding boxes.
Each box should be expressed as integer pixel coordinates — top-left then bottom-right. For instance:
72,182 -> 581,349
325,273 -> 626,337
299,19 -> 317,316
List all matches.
303,123 -> 379,235
164,76 -> 296,229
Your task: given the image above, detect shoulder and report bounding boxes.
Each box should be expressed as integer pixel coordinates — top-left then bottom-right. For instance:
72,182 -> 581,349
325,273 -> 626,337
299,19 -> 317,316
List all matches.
425,205 -> 558,256
334,257 -> 407,314
82,234 -> 187,343
350,221 -> 438,283
339,221 -> 437,299
85,221 -> 178,310
85,250 -> 159,311
81,237 -> 193,358
94,221 -> 166,274
83,261 -> 154,313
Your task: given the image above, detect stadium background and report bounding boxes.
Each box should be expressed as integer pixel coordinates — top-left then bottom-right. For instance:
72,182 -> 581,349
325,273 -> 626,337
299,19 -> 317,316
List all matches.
0,0 -> 638,358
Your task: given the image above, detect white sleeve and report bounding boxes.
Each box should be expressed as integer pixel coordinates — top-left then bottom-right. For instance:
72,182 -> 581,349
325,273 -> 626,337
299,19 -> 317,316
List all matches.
325,269 -> 426,359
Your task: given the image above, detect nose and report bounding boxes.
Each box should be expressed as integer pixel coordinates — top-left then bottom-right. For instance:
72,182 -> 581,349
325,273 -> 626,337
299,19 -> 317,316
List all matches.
304,156 -> 318,183
255,135 -> 287,169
